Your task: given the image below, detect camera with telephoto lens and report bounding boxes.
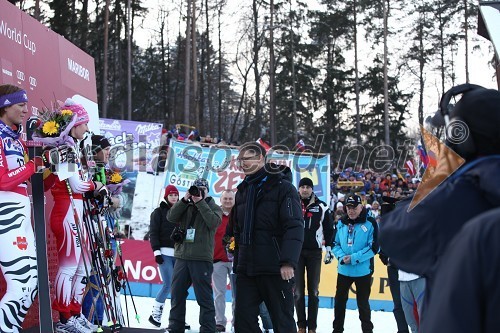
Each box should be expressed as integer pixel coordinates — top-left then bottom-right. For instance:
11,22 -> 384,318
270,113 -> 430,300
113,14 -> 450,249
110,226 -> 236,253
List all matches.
188,185 -> 205,198
170,226 -> 187,244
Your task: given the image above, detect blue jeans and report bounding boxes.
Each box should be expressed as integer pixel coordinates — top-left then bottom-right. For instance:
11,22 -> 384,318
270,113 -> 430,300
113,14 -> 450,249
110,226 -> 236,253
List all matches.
400,277 -> 426,333
155,255 -> 176,303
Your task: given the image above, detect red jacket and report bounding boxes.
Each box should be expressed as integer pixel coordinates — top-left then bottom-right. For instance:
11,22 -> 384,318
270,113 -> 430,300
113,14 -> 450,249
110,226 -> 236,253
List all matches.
213,212 -> 230,262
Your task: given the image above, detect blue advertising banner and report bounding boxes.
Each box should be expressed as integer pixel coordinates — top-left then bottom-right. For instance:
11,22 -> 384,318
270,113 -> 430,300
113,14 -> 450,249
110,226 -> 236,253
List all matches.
164,140 -> 331,204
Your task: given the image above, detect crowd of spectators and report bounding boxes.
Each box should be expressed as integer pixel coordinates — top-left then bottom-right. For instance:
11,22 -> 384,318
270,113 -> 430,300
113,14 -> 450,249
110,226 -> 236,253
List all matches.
329,167 -> 421,222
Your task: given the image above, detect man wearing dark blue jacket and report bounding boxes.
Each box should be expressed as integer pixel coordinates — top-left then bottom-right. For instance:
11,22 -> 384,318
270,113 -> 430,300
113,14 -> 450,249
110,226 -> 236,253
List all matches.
332,194 -> 378,333
380,85 -> 500,333
231,142 -> 304,333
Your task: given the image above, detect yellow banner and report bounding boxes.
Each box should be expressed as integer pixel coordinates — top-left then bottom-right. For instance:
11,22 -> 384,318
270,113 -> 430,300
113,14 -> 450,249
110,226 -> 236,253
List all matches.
317,253 -> 392,301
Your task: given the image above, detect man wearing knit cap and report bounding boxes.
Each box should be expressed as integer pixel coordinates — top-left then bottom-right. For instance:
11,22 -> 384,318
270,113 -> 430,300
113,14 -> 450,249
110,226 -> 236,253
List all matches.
91,135 -> 111,163
295,178 -> 334,333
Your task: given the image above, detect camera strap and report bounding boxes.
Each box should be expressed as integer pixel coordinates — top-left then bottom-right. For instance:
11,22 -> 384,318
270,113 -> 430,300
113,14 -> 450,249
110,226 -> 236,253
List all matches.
187,197 -> 213,228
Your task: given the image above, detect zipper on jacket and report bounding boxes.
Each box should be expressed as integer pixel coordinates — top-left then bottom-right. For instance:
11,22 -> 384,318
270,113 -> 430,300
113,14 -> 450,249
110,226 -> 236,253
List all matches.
272,236 -> 281,258
287,197 -> 293,217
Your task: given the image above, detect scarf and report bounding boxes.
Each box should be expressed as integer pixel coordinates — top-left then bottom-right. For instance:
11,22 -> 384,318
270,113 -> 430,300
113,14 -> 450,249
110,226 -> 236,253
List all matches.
241,167 -> 268,245
0,119 -> 21,140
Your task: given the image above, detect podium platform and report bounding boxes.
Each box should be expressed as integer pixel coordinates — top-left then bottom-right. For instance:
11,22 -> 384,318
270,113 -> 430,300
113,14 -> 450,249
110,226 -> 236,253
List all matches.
22,327 -> 162,333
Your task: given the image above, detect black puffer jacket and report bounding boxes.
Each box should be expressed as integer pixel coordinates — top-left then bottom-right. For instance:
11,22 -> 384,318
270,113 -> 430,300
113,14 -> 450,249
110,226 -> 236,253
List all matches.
301,194 -> 334,250
149,199 -> 176,252
232,164 -> 304,276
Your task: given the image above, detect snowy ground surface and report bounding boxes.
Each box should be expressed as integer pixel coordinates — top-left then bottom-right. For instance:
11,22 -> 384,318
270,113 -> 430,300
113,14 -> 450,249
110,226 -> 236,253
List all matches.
120,296 -> 397,333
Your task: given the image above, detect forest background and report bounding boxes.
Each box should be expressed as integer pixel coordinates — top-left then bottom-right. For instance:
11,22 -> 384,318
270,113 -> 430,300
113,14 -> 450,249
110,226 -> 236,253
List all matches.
9,0 -> 499,166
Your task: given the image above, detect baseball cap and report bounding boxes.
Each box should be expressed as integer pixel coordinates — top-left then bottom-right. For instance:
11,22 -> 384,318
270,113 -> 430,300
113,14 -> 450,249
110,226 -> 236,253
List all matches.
345,195 -> 361,207
193,178 -> 209,192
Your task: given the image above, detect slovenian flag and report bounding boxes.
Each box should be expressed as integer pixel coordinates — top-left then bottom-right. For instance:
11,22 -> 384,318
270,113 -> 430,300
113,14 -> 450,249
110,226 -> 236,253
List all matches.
256,138 -> 271,152
417,145 -> 429,168
295,139 -> 305,151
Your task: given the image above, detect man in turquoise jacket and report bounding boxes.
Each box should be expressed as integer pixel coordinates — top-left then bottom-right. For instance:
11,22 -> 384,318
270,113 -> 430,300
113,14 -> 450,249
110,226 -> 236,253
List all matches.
332,194 -> 379,333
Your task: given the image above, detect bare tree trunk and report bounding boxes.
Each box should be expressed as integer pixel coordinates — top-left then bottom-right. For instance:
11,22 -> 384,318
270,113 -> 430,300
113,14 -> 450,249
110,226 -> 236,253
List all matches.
80,0 -> 89,50
230,63 -> 252,143
418,20 -> 425,125
464,0 -> 469,83
353,0 -> 361,144
206,0 -> 214,136
289,0 -> 297,144
253,0 -> 261,139
218,2 -> 223,139
102,0 -> 110,117
34,0 -> 40,20
383,0 -> 390,146
438,6 -> 445,94
160,9 -> 169,124
269,0 -> 276,146
126,0 -> 132,120
184,0 -> 192,125
192,0 -> 199,129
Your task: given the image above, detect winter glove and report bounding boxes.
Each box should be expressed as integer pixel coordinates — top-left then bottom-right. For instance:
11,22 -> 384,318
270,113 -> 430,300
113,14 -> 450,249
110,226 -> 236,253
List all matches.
324,246 -> 333,264
155,255 -> 164,265
42,145 -> 76,165
109,196 -> 121,208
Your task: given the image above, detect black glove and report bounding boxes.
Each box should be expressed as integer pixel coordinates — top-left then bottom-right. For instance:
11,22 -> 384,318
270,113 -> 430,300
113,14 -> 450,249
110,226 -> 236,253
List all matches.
98,186 -> 109,198
42,145 -> 76,165
93,181 -> 109,197
155,255 -> 164,264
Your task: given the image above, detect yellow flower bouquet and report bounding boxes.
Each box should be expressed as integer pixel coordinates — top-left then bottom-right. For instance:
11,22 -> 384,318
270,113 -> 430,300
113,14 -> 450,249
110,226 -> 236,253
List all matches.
105,170 -> 130,196
32,106 -> 77,147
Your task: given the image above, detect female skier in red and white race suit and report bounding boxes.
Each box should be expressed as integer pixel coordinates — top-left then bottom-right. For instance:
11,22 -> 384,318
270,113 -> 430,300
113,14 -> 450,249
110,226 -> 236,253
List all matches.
44,100 -> 105,333
0,84 -> 52,332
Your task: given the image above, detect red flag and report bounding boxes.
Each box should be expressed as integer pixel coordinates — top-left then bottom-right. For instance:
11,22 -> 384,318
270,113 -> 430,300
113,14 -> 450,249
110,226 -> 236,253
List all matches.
295,139 -> 305,151
256,138 -> 271,152
405,159 -> 416,176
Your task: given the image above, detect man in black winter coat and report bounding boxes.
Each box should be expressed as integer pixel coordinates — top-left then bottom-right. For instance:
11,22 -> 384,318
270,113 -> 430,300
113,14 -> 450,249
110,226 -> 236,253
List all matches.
423,207 -> 500,332
231,142 -> 304,333
380,85 -> 500,333
295,177 -> 334,333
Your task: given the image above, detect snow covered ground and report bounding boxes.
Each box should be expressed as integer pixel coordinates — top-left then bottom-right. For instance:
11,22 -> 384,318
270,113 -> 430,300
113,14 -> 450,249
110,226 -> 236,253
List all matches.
120,296 -> 397,333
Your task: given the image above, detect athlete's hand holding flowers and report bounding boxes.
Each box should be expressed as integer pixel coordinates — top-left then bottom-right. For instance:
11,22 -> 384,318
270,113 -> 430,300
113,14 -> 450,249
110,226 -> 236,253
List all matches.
105,170 -> 130,196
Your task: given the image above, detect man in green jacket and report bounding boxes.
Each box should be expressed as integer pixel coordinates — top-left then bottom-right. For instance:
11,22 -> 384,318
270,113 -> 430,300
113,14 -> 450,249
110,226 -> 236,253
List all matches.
166,178 -> 222,333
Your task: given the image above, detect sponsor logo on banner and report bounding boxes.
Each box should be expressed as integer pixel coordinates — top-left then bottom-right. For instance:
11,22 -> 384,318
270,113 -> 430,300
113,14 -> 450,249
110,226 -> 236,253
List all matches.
13,236 -> 28,250
67,58 -> 90,81
100,120 -> 122,131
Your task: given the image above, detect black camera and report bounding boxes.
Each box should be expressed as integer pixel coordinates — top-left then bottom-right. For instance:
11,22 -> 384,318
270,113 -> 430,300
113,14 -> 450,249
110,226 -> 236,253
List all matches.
188,185 -> 205,198
170,226 -> 186,244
